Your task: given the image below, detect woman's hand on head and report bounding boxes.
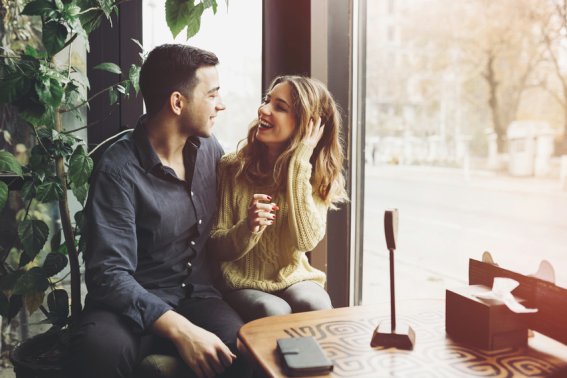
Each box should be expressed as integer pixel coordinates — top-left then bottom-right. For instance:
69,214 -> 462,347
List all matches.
304,118 -> 325,148
247,194 -> 278,233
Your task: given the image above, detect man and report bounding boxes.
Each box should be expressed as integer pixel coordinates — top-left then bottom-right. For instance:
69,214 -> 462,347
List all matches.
70,44 -> 248,378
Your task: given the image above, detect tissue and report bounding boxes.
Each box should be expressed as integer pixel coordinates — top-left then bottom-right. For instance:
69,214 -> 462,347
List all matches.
473,277 -> 538,314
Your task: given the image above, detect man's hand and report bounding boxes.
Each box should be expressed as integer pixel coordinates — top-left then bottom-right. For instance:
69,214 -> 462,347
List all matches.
152,310 -> 236,378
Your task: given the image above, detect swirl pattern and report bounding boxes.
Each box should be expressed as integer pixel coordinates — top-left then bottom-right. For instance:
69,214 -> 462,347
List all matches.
282,314 -> 566,377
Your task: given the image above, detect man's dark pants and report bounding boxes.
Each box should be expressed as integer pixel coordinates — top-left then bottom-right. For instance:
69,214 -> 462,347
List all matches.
69,298 -> 250,378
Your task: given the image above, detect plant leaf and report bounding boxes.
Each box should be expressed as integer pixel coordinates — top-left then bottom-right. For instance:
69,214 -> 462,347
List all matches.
108,87 -> 118,105
128,64 -> 141,95
21,0 -> 55,16
69,145 -> 93,187
24,291 -> 45,315
0,181 -> 7,211
0,151 -> 23,176
36,77 -> 64,108
166,0 -> 196,38
0,70 -> 32,104
0,292 -> 9,317
42,252 -> 68,276
19,250 -> 33,268
47,289 -> 69,327
96,0 -> 115,19
186,3 -> 204,39
21,180 -> 36,203
203,0 -> 217,14
0,271 -> 24,291
63,4 -> 81,17
93,62 -> 122,74
7,295 -> 23,322
131,38 -> 144,52
71,181 -> 89,205
50,228 -> 62,253
74,209 -> 86,233
37,177 -> 64,203
43,21 -> 68,56
13,267 -> 49,295
18,219 -> 49,260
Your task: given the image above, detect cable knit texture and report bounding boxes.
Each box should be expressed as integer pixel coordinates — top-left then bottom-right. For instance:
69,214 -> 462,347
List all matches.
209,142 -> 328,292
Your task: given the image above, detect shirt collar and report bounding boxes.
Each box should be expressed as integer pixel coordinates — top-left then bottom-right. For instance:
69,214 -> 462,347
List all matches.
132,115 -> 202,173
133,115 -> 162,173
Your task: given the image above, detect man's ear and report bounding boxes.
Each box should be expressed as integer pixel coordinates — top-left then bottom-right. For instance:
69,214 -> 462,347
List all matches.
169,92 -> 184,115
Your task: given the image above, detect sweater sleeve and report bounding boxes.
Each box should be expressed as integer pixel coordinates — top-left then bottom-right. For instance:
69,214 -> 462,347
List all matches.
209,156 -> 264,262
286,142 -> 329,251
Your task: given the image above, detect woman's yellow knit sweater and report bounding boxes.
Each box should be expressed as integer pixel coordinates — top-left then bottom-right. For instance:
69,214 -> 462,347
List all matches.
209,142 -> 328,293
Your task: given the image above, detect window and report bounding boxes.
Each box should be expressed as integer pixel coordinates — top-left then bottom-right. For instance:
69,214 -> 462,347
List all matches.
360,0 -> 567,305
142,1 -> 262,152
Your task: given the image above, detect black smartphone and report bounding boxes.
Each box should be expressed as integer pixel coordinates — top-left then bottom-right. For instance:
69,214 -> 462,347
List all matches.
277,336 -> 334,376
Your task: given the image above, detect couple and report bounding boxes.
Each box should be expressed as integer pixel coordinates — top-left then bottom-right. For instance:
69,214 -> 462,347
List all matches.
70,44 -> 347,378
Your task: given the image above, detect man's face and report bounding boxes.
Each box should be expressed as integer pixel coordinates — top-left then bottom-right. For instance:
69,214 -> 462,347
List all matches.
181,66 -> 226,138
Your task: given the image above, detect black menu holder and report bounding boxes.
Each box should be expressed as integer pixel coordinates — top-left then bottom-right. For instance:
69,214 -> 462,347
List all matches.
370,209 -> 416,350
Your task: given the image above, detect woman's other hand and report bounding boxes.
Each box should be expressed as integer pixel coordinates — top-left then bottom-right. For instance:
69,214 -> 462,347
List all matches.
247,194 -> 278,233
304,118 -> 325,148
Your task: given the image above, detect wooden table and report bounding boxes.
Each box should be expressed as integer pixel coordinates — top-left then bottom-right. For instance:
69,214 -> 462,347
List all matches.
237,300 -> 567,377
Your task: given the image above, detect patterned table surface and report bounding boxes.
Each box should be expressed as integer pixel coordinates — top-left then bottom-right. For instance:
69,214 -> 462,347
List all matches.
237,301 -> 567,378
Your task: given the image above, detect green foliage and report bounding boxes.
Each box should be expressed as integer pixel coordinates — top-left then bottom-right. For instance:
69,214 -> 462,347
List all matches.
69,145 -> 93,187
42,252 -> 68,276
165,0 -> 225,39
13,267 -> 49,295
0,0 -> 219,330
47,289 -> 69,326
0,181 -> 8,210
18,219 -> 49,260
128,64 -> 141,95
0,150 -> 23,176
93,62 -> 122,74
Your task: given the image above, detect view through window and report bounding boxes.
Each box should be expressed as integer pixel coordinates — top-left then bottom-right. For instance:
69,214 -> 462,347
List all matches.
362,0 -> 567,305
142,0 -> 262,152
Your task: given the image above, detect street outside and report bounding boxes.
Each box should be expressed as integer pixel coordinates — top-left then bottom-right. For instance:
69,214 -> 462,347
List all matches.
361,164 -> 567,306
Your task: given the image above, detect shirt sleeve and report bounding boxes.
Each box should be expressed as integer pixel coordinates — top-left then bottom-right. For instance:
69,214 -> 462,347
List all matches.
208,158 -> 264,262
286,142 -> 329,251
85,169 -> 172,331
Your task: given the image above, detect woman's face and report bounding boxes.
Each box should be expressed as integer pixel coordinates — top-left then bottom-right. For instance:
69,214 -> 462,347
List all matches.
256,82 -> 298,152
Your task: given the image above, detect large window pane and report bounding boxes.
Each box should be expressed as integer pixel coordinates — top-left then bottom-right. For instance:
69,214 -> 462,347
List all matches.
362,0 -> 567,305
143,1 -> 262,151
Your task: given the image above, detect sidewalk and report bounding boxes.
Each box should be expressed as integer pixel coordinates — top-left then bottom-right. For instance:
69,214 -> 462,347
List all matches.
366,164 -> 567,197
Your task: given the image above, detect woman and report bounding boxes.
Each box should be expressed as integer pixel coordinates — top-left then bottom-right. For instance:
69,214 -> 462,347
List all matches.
209,75 -> 348,321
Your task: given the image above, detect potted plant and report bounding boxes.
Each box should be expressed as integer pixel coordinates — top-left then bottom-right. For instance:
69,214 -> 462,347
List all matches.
0,0 -> 222,376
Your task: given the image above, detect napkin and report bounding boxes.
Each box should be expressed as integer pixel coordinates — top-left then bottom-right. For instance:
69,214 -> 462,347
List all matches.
473,277 -> 538,314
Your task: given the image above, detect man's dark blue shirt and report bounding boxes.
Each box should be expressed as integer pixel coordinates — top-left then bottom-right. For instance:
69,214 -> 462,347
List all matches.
85,116 -> 224,331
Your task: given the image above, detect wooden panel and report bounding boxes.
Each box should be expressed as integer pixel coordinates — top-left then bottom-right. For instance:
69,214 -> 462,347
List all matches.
87,1 -> 143,149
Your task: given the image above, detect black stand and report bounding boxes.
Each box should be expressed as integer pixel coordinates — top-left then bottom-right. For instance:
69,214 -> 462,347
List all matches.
371,210 -> 416,350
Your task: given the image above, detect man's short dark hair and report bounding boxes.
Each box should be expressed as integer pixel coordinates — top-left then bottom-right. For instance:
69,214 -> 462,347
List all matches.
139,44 -> 219,116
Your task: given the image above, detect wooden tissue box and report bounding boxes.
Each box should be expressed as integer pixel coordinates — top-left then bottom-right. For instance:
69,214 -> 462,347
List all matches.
446,285 -> 529,350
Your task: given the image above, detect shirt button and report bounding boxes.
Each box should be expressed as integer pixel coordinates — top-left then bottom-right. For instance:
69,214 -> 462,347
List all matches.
191,191 -> 194,196
181,282 -> 187,288
198,219 -> 202,225
187,261 -> 192,269
190,240 -> 196,246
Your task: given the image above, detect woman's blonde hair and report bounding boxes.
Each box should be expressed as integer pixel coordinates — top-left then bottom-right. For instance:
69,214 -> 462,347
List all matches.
235,75 -> 348,208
